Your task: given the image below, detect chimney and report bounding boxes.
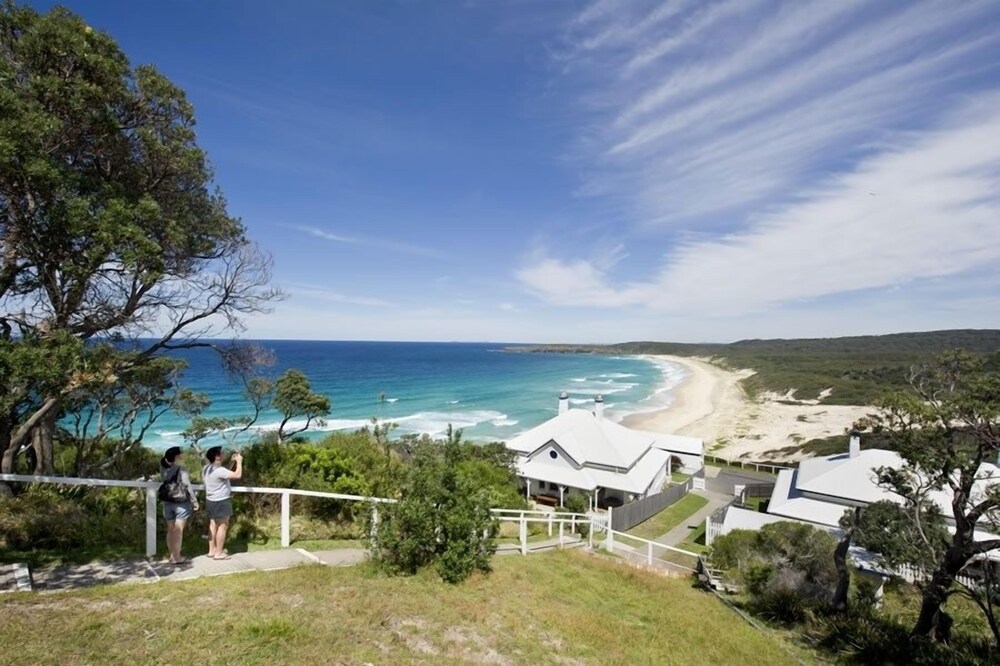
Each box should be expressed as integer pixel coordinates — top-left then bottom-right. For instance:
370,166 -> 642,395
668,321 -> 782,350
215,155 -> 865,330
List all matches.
558,392 -> 569,415
848,431 -> 861,459
595,394 -> 605,421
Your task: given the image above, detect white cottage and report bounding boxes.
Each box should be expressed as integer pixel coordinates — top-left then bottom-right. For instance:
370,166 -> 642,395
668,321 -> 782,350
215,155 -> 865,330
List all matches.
505,393 -> 704,509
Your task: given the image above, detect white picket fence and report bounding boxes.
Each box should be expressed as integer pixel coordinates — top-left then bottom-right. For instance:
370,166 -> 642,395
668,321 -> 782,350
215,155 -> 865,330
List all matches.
602,506 -> 702,573
0,474 -> 599,559
892,562 -> 980,589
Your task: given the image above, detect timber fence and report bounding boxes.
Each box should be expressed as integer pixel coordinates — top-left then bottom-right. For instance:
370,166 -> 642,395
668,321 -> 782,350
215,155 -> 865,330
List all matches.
609,477 -> 693,532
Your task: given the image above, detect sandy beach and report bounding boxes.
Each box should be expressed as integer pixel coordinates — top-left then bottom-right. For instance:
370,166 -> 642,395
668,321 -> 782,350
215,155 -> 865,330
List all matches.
623,356 -> 873,462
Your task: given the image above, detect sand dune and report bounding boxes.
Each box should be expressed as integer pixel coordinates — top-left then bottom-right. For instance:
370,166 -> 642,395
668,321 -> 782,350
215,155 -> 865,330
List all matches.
623,355 -> 873,462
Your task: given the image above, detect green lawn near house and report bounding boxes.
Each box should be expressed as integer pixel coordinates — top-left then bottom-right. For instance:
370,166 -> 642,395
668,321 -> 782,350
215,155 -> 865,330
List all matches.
625,493 -> 709,541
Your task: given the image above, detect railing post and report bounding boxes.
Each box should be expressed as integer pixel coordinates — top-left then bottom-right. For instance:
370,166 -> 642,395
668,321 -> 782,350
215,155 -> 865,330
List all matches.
548,511 -> 553,537
558,519 -> 564,547
280,492 -> 291,548
588,517 -> 594,549
519,512 -> 527,556
145,484 -> 157,558
647,541 -> 653,565
606,506 -> 614,552
370,504 -> 379,538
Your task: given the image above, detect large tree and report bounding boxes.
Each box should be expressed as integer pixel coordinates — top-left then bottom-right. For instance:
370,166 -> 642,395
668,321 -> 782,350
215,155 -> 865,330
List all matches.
854,350 -> 1000,640
0,2 -> 279,478
273,369 -> 330,442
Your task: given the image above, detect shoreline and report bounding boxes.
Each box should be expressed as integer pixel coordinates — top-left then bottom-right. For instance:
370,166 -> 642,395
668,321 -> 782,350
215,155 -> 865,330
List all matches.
625,355 -> 872,462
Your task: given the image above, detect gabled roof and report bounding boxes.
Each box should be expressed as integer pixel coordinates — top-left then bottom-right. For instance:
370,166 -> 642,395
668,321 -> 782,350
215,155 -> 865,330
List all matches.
505,408 -> 703,469
767,469 -> 856,527
780,449 -> 1000,524
516,446 -> 671,495
795,449 -> 903,504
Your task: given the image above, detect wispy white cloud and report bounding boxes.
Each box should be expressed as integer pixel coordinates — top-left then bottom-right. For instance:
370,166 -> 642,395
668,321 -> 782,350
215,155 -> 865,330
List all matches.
292,225 -> 442,258
517,0 -> 1000,329
519,97 -> 1000,314
284,282 -> 394,308
561,0 -> 1000,226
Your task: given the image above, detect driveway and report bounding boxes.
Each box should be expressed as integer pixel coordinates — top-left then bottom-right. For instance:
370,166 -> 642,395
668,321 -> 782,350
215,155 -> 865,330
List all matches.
705,467 -> 777,496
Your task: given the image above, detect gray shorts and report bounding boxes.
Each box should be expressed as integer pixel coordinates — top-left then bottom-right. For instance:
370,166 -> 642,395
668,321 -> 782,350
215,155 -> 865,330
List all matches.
163,501 -> 193,522
206,499 -> 233,521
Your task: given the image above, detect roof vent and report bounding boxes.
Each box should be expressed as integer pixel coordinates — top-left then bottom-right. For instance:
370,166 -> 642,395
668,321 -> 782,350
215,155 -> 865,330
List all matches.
848,431 -> 861,459
595,394 -> 605,421
558,392 -> 569,415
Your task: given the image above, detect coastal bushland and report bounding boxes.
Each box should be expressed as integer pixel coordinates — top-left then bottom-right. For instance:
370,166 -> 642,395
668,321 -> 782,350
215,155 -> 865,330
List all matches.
519,329 -> 1000,404
705,350 -> 1000,664
0,426 -> 527,566
710,524 -> 996,665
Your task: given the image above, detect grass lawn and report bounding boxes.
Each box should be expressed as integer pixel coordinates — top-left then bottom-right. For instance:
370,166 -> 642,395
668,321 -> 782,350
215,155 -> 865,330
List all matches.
670,470 -> 691,483
626,493 -> 709,541
0,550 -> 810,665
676,521 -> 711,555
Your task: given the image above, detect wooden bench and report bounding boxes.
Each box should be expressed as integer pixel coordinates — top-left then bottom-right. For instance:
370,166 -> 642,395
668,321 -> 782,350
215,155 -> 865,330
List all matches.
533,494 -> 559,507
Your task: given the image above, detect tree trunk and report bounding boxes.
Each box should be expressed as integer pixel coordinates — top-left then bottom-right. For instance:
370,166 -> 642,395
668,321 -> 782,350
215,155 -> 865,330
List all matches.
913,548 -> 966,638
30,409 -> 57,475
832,524 -> 854,612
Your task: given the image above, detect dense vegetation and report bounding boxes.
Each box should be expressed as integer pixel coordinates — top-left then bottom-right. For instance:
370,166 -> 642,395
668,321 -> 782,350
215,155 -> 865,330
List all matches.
0,427 -> 527,567
711,524 -> 996,665
0,2 -> 280,481
707,351 -> 1000,664
516,329 -> 1000,404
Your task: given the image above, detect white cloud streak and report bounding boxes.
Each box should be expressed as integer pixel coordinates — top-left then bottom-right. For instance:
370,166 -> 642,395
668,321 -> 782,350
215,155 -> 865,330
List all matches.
292,225 -> 442,258
518,0 -> 1000,326
519,98 -> 1000,314
284,282 -> 394,308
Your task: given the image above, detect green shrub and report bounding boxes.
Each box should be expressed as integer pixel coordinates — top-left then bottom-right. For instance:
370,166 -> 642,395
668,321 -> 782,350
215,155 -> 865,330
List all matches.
0,485 -> 145,554
367,432 -> 499,583
563,492 -> 588,514
816,612 -> 997,666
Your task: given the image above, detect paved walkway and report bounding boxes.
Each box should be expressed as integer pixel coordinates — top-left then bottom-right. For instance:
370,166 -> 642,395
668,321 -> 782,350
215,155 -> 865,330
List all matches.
30,548 -> 367,592
24,537 -> 585,592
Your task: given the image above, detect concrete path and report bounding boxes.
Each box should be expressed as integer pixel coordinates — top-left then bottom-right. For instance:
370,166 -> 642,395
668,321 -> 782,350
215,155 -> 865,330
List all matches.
654,490 -> 731,547
30,547 -> 366,592
26,537 -> 581,592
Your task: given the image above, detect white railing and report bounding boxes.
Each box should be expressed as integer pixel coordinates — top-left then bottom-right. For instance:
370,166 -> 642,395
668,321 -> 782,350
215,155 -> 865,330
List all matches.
0,473 -> 396,558
1,474 -> 594,559
703,455 -> 792,476
491,508 -> 594,554
892,562 -> 980,589
602,521 -> 701,573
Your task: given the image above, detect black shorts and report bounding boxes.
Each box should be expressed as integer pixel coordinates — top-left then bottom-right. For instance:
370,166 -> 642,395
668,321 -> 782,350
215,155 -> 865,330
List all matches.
206,499 -> 233,521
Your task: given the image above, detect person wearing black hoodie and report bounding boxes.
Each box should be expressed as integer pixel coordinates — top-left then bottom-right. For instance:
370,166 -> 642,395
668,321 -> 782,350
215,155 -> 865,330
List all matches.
160,446 -> 199,564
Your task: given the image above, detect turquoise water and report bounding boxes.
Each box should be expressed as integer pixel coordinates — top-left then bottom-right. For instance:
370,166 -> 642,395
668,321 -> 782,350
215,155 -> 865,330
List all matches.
147,341 -> 685,450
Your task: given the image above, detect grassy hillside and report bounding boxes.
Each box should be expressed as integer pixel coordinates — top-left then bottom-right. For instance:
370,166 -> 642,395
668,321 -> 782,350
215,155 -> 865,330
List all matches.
516,329 -> 1000,405
0,551 -> 812,665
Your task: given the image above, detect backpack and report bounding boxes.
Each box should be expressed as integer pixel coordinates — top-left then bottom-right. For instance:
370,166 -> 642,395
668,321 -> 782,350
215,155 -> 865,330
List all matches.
158,466 -> 188,504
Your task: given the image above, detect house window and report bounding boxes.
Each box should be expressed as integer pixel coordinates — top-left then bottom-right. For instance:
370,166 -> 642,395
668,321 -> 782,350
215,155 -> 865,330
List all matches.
549,450 -> 558,460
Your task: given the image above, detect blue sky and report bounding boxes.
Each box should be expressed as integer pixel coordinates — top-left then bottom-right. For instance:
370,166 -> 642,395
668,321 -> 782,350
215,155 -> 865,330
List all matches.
45,1 -> 1000,343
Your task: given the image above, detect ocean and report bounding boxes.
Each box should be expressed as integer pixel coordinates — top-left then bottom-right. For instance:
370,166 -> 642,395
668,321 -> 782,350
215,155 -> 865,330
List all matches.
147,341 -> 685,451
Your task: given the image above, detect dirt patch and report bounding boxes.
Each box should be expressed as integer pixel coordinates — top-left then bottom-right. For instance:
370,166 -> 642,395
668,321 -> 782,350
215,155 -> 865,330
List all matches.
443,626 -> 512,665
385,617 -> 438,656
